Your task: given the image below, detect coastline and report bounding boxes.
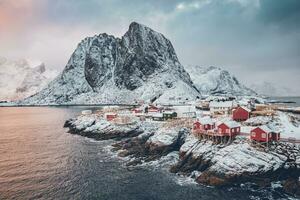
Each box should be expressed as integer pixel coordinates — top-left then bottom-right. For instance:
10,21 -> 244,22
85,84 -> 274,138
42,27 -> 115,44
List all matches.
63,113 -> 300,197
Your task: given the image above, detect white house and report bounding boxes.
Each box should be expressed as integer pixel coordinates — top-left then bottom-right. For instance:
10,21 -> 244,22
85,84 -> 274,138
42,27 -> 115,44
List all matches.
209,101 -> 233,115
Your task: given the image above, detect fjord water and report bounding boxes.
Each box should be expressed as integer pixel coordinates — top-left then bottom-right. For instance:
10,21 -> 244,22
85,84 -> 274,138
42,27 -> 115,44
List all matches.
0,107 -> 289,200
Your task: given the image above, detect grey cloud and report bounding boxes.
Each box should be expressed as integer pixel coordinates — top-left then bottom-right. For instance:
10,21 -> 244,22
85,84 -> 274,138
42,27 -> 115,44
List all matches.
0,0 -> 299,95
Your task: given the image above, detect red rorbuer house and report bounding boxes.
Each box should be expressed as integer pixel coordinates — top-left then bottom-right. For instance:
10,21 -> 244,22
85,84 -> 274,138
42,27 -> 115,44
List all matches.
105,113 -> 117,121
132,108 -> 143,114
193,118 -> 215,132
232,106 -> 251,121
250,126 -> 280,142
217,121 -> 241,136
148,105 -> 160,113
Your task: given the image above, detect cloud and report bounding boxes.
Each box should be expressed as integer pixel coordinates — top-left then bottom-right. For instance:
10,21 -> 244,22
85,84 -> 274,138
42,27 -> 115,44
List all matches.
175,1 -> 211,12
256,0 -> 300,32
0,0 -> 299,95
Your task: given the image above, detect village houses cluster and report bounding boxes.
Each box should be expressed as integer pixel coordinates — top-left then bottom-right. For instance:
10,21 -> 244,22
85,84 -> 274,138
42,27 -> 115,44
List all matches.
92,96 -> 283,147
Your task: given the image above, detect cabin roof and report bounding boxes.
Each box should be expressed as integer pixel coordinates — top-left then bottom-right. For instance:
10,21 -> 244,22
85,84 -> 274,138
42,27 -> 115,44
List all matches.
198,117 -> 214,125
220,121 -> 240,128
105,112 -> 117,115
209,101 -> 233,108
239,106 -> 251,113
151,113 -> 163,118
257,125 -> 275,133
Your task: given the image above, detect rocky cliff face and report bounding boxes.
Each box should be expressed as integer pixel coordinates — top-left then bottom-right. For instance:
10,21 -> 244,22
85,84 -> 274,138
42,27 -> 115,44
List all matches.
185,66 -> 255,96
21,22 -> 199,105
0,57 -> 57,101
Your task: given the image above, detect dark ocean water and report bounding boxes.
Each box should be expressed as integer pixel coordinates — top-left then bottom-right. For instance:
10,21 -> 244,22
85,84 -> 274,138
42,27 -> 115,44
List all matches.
270,96 -> 300,107
0,107 -> 294,200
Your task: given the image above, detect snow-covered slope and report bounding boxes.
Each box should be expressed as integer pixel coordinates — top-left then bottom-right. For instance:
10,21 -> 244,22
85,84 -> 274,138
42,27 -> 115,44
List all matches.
185,66 -> 255,96
21,22 -> 199,105
0,57 -> 57,101
250,81 -> 294,97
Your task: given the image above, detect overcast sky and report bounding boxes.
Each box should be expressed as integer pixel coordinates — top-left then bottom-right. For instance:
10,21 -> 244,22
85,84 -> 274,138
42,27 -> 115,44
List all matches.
0,0 -> 299,95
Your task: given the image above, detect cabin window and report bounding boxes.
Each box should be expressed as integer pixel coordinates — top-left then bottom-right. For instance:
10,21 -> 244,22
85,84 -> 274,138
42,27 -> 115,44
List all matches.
226,129 -> 230,133
251,132 -> 256,137
262,133 -> 266,138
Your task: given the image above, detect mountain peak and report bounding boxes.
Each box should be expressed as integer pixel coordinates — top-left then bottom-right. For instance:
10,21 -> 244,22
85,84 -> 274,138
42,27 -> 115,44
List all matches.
128,21 -> 147,31
21,23 -> 198,105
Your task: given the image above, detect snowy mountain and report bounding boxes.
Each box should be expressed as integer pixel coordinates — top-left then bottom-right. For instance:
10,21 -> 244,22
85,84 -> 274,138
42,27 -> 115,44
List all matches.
21,22 -> 199,105
185,66 -> 256,96
0,57 -> 57,101
250,81 -> 294,97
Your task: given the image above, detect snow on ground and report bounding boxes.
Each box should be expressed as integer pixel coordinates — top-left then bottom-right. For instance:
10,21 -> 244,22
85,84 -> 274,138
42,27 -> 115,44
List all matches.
272,112 -> 300,139
244,116 -> 271,126
240,126 -> 253,134
172,105 -> 196,117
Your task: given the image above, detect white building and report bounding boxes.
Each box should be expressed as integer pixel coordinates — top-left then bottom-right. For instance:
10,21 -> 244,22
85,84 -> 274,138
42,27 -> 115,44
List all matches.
209,101 -> 233,115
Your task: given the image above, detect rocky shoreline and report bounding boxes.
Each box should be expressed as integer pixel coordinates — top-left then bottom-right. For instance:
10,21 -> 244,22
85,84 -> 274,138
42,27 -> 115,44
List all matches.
64,114 -> 300,197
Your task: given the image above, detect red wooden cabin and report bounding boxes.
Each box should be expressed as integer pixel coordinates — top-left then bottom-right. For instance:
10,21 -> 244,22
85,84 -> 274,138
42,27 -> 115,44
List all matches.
148,105 -> 160,113
232,106 -> 250,121
217,121 -> 241,136
250,126 -> 280,142
132,108 -> 143,114
105,113 -> 117,121
193,118 -> 215,131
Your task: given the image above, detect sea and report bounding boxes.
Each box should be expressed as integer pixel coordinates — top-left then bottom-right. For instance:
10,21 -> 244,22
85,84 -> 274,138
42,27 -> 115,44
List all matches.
270,96 -> 300,107
0,107 -> 296,200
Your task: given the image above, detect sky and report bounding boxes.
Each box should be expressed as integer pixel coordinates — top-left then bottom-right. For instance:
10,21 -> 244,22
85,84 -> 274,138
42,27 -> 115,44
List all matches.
0,0 -> 300,95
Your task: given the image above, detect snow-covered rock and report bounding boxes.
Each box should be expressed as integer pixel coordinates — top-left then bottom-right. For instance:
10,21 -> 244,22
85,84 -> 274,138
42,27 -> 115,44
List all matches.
185,66 -> 255,96
64,114 -> 142,140
20,22 -> 199,105
173,137 -> 299,186
64,113 -> 300,193
147,127 -> 181,147
208,141 -> 286,175
0,57 -> 57,101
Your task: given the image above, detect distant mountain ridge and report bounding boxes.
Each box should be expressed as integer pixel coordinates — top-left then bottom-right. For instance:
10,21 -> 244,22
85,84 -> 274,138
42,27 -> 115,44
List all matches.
20,22 -> 255,105
185,66 -> 256,96
250,81 -> 295,97
0,57 -> 57,101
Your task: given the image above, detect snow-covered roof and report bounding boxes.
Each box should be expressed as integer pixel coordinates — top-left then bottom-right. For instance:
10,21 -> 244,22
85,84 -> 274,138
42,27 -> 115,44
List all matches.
105,112 -> 117,116
151,113 -> 163,118
240,106 -> 251,112
198,117 -> 215,125
258,125 -> 275,133
221,121 -> 240,128
209,101 -> 233,108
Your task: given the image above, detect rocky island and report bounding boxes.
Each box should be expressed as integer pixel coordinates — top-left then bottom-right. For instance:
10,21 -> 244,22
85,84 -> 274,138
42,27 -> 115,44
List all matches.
64,110 -> 300,197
